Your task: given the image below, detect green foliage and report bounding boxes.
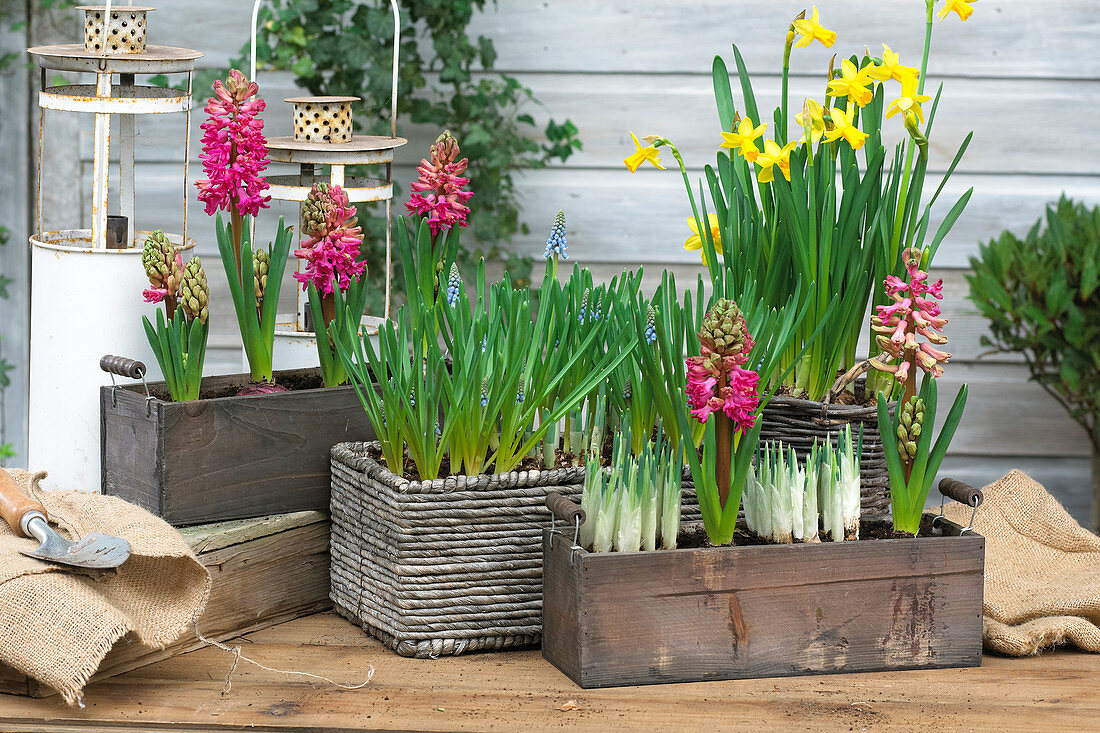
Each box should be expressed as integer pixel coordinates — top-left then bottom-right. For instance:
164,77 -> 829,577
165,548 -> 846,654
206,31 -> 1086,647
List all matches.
245,0 -> 582,307
967,197 -> 1100,449
0,1 -> 76,71
877,375 -> 968,534
141,306 -> 209,402
214,215 -> 293,383
690,48 -> 972,400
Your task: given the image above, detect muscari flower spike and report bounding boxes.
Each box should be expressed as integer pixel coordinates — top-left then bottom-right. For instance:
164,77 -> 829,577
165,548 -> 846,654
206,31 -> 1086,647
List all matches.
578,288 -> 590,323
446,263 -> 461,307
622,379 -> 633,401
544,209 -> 568,260
644,304 -> 657,344
480,376 -> 490,408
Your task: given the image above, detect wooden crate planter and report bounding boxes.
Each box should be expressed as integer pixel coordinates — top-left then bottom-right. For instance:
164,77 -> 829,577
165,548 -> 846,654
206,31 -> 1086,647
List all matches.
0,510 -> 331,698
329,441 -> 584,658
101,367 -> 375,526
543,518 -> 984,688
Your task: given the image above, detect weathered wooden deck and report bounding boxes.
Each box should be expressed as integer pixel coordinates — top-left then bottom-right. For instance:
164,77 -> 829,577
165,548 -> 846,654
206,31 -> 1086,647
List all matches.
0,612 -> 1095,731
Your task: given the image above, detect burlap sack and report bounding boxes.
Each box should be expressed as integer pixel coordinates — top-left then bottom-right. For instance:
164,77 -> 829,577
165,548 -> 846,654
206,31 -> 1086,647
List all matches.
0,470 -> 210,704
944,469 -> 1100,656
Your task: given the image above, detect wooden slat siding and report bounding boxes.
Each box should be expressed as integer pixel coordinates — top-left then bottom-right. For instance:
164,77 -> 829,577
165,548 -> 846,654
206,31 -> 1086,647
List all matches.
158,0 -> 1100,80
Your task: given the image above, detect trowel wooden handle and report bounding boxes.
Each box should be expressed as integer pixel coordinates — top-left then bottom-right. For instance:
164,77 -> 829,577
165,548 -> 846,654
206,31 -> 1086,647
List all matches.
0,467 -> 47,538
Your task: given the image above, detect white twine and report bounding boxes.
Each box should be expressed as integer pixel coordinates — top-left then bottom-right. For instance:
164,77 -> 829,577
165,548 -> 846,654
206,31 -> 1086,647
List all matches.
194,625 -> 375,696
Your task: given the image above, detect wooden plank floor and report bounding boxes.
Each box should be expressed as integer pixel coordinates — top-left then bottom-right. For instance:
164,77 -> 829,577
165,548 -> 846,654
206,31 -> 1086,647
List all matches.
1,612 -> 1096,732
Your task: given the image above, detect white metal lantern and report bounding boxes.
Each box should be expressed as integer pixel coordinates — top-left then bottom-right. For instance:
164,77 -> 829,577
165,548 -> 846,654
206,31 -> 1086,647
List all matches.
26,1 -> 201,491
249,0 -> 406,369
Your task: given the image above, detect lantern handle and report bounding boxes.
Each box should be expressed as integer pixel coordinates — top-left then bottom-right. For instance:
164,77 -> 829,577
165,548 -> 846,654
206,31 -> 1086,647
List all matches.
250,0 -> 400,136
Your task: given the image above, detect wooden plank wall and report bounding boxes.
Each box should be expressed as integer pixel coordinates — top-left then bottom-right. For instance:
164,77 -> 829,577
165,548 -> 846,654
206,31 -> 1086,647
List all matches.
2,1 -> 1096,519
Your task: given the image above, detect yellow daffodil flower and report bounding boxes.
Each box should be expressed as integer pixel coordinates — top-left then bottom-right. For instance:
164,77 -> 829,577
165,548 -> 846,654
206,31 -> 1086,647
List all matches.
939,0 -> 977,22
755,139 -> 799,183
683,213 -> 723,265
795,99 -> 827,144
719,117 -> 767,162
791,6 -> 837,49
624,131 -> 665,172
826,59 -> 875,107
868,44 -> 920,86
886,77 -> 932,123
824,106 -> 868,150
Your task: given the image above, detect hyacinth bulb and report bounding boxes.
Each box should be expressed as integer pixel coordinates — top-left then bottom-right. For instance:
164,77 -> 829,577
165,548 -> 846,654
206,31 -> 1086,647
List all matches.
180,257 -> 209,324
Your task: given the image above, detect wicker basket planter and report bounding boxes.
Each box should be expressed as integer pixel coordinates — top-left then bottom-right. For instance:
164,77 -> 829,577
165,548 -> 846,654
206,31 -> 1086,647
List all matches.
329,441 -> 585,658
759,395 -> 893,518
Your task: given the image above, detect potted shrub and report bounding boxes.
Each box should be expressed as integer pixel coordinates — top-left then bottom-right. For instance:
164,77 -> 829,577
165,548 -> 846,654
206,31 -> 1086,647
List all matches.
100,71 -> 376,526
622,3 -> 978,517
543,286 -> 983,688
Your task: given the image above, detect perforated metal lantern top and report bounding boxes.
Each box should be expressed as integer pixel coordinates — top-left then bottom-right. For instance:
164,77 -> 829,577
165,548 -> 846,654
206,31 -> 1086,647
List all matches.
78,6 -> 154,54
287,96 -> 358,144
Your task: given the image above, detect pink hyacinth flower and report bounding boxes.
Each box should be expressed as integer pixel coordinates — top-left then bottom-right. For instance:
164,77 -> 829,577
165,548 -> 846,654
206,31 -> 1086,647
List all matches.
195,70 -> 271,218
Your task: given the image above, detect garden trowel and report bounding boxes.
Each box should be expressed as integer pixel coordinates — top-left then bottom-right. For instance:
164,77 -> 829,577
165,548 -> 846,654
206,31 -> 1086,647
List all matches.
0,467 -> 131,569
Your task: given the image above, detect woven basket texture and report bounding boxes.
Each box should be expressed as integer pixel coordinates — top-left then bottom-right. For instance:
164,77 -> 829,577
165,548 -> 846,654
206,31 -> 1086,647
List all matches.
330,441 -> 584,658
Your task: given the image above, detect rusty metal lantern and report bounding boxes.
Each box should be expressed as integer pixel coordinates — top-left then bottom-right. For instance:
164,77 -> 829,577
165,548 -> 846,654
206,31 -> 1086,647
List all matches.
249,0 -> 406,367
26,1 -> 202,491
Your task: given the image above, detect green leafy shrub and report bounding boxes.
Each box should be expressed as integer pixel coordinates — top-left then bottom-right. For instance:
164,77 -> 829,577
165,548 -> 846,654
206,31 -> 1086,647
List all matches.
967,196 -> 1100,529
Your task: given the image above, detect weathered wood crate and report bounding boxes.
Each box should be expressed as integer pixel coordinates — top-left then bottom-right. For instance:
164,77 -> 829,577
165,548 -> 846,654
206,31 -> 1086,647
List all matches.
543,519 -> 984,688
101,367 -> 374,526
0,510 -> 331,698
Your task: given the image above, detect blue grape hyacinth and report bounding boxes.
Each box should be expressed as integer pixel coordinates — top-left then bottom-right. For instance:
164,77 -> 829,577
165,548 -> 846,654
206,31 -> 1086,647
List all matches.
446,263 -> 461,306
644,304 -> 657,344
544,209 -> 568,260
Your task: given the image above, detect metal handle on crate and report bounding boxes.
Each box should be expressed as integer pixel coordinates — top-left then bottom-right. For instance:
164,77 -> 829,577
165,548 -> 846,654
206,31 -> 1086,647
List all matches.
546,492 -> 586,527
100,355 -> 146,380
546,493 -> 585,562
100,354 -> 152,414
935,478 -> 984,535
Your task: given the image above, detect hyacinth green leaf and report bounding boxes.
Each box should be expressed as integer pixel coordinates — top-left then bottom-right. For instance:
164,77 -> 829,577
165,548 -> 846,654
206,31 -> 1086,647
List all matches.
877,392 -> 907,500
927,189 -> 973,260
925,384 -> 968,491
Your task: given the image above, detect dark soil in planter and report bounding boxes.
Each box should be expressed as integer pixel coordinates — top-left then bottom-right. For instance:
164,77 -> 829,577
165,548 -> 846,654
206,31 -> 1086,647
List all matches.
148,370 -> 330,401
673,514 -> 936,550
365,441 -> 594,482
